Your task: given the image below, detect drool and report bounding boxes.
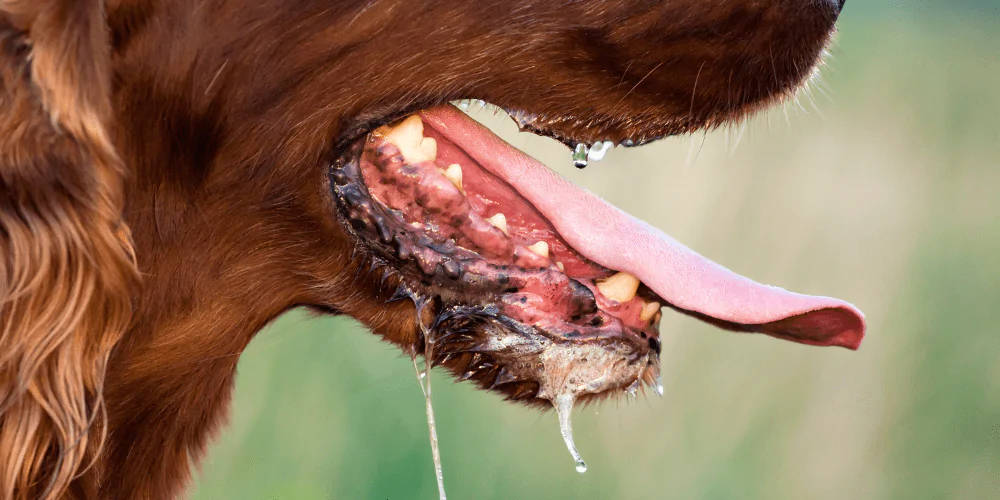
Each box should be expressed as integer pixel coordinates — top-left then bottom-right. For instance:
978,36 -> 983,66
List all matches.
330,113 -> 665,475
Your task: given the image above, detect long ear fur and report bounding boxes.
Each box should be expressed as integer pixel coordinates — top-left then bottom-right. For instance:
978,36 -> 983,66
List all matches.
0,1 -> 138,498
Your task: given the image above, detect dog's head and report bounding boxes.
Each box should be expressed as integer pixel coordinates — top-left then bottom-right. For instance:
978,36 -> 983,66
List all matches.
0,0 -> 863,497
224,0 -> 861,407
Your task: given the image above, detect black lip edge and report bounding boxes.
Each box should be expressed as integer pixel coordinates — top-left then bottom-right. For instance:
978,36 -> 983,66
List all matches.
327,135 -> 657,356
510,117 -> 668,149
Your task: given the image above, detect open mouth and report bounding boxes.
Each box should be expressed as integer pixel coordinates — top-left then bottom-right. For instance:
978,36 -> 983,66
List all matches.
329,103 -> 866,409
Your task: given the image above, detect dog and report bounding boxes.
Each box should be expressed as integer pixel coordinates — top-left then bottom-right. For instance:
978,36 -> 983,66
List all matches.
0,0 -> 863,498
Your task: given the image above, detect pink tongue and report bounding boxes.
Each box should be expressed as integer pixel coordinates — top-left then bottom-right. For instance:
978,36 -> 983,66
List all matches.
421,106 -> 865,349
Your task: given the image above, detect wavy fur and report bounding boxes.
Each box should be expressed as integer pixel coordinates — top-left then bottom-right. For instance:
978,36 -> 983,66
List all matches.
0,1 -> 138,498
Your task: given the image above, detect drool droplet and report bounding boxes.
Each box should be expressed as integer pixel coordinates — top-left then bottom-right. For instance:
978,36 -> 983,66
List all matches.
412,356 -> 447,500
553,394 -> 587,473
572,143 -> 589,168
587,141 -> 612,162
625,379 -> 640,398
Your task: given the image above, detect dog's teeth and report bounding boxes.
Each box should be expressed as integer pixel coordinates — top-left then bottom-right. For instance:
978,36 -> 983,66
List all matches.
587,141 -> 612,162
640,301 -> 661,322
381,115 -> 436,164
526,241 -> 549,258
486,213 -> 508,235
420,137 -> 437,161
443,163 -> 463,190
556,261 -> 565,272
596,271 -> 640,303
458,99 -> 471,111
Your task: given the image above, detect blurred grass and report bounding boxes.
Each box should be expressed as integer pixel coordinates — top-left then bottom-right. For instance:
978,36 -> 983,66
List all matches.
191,8 -> 1000,500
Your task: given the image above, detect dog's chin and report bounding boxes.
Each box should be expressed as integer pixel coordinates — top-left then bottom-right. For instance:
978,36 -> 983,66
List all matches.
327,96 -> 864,408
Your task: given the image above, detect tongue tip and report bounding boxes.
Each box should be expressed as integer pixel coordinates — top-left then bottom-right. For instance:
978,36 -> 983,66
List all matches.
823,305 -> 866,351
758,303 -> 866,351
830,304 -> 866,350
685,302 -> 866,350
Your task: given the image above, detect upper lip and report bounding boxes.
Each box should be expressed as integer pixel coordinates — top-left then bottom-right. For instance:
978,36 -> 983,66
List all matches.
333,99 -> 653,163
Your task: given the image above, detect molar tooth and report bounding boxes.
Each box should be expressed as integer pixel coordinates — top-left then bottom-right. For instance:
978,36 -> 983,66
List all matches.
419,137 -> 437,161
640,301 -> 661,322
444,163 -> 464,190
381,115 -> 436,164
380,115 -> 423,141
486,213 -> 508,235
596,271 -> 640,303
526,241 -> 549,258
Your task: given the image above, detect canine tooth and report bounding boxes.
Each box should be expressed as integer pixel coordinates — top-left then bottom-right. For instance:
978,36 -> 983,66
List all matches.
444,163 -> 463,190
640,301 -> 661,322
596,271 -> 640,303
526,241 -> 549,258
382,115 -> 436,164
556,261 -> 565,272
486,213 -> 508,235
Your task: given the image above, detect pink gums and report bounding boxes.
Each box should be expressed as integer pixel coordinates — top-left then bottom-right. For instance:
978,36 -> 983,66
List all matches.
358,134 -> 657,333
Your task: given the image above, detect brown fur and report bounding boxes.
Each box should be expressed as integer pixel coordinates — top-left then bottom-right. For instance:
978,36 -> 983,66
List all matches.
0,0 -> 841,498
0,1 -> 138,498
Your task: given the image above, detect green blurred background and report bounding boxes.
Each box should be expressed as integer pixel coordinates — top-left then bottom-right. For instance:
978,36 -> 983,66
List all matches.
192,3 -> 1000,499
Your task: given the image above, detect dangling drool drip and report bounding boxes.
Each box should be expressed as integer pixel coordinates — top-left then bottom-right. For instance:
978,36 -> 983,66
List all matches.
412,356 -> 447,499
553,394 -> 587,473
411,296 -> 447,500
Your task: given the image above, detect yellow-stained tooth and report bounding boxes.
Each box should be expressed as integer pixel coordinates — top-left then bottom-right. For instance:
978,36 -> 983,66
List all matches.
486,213 -> 508,235
640,301 -> 661,322
596,271 -> 640,303
556,261 -> 565,272
444,163 -> 464,190
380,115 -> 437,164
420,137 -> 437,161
526,241 -> 549,258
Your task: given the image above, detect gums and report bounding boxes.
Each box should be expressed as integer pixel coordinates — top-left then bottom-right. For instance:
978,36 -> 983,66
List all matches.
337,117 -> 664,342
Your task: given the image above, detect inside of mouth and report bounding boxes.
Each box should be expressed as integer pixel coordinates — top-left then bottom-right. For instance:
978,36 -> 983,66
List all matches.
353,115 -> 663,346
336,104 -> 864,354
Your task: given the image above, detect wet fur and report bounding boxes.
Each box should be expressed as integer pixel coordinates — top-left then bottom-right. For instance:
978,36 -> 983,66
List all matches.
0,0 -> 839,498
